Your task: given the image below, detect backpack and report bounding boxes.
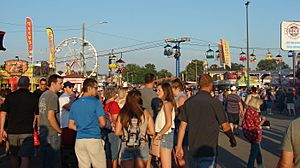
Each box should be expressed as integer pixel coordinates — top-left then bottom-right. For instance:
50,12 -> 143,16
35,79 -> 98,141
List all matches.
123,118 -> 142,147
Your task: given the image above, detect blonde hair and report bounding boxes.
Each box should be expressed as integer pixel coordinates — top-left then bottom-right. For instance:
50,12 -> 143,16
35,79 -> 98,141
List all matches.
104,87 -> 118,99
118,87 -> 128,99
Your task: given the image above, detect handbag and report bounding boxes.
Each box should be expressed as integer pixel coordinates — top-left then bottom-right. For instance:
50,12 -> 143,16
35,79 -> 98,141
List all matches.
150,137 -> 161,158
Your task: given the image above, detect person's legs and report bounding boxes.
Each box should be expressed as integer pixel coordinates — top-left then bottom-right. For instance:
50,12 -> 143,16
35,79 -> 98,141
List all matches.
160,131 -> 173,168
10,155 -> 19,168
160,147 -> 172,168
121,160 -> 135,168
256,143 -> 264,168
247,143 -> 259,168
86,139 -> 106,168
19,157 -> 30,168
75,139 -> 91,168
135,159 -> 147,168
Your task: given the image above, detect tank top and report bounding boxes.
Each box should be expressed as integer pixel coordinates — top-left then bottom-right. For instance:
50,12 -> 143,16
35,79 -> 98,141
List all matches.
155,102 -> 175,134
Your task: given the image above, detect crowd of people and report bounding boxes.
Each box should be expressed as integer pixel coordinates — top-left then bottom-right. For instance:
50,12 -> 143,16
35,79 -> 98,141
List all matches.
0,73 -> 298,168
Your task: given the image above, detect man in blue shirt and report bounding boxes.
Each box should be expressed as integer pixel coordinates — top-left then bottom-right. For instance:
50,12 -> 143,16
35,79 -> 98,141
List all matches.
68,78 -> 106,168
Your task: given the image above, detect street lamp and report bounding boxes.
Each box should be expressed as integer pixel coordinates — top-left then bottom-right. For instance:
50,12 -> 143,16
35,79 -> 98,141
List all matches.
245,1 -> 250,88
164,37 -> 191,77
82,21 -> 107,77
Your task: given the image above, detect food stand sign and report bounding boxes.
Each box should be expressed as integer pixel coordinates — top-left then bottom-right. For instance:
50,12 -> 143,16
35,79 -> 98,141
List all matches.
281,21 -> 300,51
4,60 -> 28,76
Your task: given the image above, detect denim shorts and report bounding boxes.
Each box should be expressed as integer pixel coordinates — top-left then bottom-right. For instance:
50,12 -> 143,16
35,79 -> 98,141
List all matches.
105,132 -> 121,160
119,142 -> 149,161
161,130 -> 174,149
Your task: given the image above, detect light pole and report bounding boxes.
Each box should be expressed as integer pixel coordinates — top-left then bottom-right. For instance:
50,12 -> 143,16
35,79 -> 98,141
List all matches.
164,37 -> 191,78
245,1 -> 250,88
190,60 -> 198,88
82,21 -> 107,77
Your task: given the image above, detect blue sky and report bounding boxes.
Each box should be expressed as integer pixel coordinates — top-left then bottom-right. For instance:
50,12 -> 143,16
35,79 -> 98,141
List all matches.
1,0 -> 300,75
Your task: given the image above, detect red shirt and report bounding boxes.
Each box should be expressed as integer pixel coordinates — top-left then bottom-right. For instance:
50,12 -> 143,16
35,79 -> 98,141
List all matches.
104,101 -> 120,116
242,107 -> 262,143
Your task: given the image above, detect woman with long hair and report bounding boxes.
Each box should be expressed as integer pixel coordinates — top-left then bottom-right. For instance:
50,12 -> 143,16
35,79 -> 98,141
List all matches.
155,82 -> 176,168
242,87 -> 266,168
115,89 -> 155,168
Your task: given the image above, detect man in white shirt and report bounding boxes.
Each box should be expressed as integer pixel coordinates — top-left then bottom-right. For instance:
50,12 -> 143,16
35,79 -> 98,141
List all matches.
59,81 -> 77,167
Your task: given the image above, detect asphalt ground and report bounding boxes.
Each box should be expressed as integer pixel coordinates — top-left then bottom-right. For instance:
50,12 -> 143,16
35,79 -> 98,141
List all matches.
217,111 -> 297,168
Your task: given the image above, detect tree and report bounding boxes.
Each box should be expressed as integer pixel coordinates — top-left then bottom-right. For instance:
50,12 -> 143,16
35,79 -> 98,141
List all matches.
181,60 -> 203,82
157,69 -> 172,79
230,63 -> 245,71
144,63 -> 157,75
257,59 -> 289,71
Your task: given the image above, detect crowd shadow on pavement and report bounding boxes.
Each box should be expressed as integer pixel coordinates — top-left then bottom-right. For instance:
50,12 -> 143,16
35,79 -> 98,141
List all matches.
235,128 -> 281,157
217,146 -> 248,168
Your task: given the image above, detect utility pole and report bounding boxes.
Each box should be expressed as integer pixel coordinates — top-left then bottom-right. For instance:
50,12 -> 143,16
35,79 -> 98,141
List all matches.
245,1 -> 250,88
81,23 -> 87,77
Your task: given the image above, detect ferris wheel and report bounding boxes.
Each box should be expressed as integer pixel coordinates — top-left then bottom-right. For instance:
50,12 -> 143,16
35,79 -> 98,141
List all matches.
55,37 -> 98,77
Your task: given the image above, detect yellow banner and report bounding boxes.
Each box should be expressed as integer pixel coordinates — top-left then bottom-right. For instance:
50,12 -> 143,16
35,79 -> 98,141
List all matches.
46,28 -> 55,68
220,39 -> 231,68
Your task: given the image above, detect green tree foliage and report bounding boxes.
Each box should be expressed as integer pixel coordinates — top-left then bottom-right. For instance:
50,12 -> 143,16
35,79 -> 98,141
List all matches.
157,69 -> 172,79
124,63 -> 172,84
181,60 -> 203,82
257,59 -> 289,71
230,63 -> 245,71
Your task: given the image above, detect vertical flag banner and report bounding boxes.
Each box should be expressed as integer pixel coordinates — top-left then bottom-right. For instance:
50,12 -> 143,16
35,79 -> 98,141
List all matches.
26,17 -> 33,61
0,31 -> 6,51
220,39 -> 231,68
46,28 -> 55,68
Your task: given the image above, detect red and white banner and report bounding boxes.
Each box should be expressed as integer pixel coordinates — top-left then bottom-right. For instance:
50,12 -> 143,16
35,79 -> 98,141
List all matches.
26,17 -> 33,61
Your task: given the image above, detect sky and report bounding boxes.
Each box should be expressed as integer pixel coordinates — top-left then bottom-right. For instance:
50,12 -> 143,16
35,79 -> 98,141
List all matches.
1,0 -> 300,75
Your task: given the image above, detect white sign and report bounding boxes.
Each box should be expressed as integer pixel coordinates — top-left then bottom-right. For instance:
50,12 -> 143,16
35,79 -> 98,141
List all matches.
281,21 -> 300,51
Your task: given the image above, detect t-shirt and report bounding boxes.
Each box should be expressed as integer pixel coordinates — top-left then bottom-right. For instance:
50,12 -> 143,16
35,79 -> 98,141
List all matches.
0,89 -> 38,134
226,94 -> 241,114
33,89 -> 47,100
140,88 -> 157,117
59,93 -> 71,128
69,96 -> 105,139
178,90 -> 227,157
39,90 -> 59,136
104,101 -> 120,116
282,118 -> 300,167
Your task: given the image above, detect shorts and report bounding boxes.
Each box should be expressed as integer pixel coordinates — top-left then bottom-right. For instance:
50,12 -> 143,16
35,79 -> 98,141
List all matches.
227,113 -> 239,125
266,101 -> 272,109
105,132 -> 121,160
287,103 -> 295,110
61,127 -> 76,147
161,131 -> 174,149
119,142 -> 149,161
8,134 -> 33,157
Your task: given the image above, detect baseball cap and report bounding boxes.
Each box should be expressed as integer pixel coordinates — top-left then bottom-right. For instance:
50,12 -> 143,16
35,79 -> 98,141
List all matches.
231,86 -> 237,91
63,81 -> 75,88
18,76 -> 30,87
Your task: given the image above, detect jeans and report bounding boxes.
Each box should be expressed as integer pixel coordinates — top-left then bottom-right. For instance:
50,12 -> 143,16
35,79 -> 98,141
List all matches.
247,143 -> 264,168
188,156 -> 216,168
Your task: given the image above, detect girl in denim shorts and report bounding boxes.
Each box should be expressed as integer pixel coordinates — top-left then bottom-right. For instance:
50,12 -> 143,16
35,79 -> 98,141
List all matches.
155,82 -> 176,168
115,89 -> 155,168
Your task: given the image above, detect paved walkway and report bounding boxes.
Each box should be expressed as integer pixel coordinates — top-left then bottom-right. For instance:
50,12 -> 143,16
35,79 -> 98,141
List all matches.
217,111 -> 297,168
